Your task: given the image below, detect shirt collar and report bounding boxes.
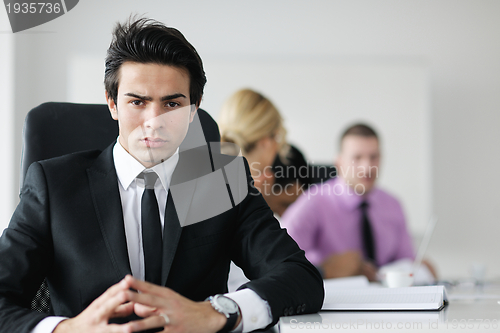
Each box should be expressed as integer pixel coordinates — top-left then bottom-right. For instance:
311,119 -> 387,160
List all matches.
113,139 -> 179,191
333,176 -> 375,211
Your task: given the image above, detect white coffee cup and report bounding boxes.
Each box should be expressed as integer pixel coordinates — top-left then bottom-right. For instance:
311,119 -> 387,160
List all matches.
384,270 -> 414,288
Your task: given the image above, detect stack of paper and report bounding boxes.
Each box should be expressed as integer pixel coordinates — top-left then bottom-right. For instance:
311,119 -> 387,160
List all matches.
322,285 -> 447,311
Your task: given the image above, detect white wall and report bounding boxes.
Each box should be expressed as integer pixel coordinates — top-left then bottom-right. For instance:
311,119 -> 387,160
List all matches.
5,0 -> 500,279
201,60 -> 431,236
0,8 -> 14,231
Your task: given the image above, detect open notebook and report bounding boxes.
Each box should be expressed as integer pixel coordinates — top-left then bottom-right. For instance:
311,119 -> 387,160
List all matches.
322,285 -> 448,311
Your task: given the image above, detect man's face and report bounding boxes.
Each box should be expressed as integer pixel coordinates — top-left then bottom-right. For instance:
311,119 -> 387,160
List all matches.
106,62 -> 196,168
336,135 -> 380,194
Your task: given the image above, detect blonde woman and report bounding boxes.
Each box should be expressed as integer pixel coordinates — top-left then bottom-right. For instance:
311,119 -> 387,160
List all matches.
220,88 -> 293,292
219,88 -> 288,193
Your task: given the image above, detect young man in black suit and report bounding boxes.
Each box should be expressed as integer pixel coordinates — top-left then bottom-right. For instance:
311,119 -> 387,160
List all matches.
0,17 -> 323,333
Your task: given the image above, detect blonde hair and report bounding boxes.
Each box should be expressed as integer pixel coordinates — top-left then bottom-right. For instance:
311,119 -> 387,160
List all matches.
219,88 -> 288,157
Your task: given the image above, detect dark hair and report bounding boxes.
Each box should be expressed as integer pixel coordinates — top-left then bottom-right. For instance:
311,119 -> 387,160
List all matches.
272,145 -> 310,187
104,17 -> 206,106
340,123 -> 378,147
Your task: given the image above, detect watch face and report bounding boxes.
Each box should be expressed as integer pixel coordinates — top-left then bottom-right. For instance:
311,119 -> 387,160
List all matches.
217,296 -> 239,313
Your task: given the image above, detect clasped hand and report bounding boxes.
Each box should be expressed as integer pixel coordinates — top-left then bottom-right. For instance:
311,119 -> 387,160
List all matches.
53,275 -> 227,333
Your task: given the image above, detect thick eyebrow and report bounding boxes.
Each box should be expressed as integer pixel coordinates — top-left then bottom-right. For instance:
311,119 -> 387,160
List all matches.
123,92 -> 187,102
161,93 -> 187,102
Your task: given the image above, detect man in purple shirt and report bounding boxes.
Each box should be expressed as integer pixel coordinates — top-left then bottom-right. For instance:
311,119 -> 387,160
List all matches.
281,124 -> 415,281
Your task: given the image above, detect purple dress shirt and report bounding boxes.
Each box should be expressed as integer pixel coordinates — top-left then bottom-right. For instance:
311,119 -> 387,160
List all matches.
281,177 -> 415,267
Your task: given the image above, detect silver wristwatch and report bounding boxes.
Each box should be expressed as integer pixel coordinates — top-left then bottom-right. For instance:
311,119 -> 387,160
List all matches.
206,295 -> 240,333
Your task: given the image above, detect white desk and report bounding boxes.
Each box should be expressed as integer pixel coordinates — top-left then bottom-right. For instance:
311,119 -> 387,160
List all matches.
279,282 -> 500,333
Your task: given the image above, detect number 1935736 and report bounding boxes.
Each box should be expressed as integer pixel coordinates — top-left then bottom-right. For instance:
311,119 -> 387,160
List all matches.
6,2 -> 61,14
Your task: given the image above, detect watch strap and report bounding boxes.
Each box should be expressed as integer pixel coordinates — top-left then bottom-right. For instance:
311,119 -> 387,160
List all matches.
220,310 -> 238,333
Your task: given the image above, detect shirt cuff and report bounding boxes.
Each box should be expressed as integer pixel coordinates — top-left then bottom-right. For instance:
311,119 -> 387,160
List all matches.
30,316 -> 68,333
225,288 -> 272,333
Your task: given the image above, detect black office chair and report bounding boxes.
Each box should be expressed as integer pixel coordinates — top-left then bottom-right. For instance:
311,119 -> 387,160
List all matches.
21,102 -> 220,188
20,102 -> 220,313
272,145 -> 337,188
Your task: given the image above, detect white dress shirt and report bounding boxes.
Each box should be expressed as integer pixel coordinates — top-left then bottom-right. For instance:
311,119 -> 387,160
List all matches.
32,140 -> 271,333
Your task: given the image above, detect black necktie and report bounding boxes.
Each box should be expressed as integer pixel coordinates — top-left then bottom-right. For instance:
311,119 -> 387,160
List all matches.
141,172 -> 162,285
360,201 -> 376,264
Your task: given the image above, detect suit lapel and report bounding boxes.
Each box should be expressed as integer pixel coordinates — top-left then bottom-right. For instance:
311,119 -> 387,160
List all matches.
84,143 -> 211,286
160,145 -> 218,284
87,144 -> 132,279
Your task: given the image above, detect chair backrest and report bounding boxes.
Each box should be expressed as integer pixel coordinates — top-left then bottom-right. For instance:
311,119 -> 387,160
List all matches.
272,145 -> 337,187
21,102 -> 220,313
20,102 -> 220,190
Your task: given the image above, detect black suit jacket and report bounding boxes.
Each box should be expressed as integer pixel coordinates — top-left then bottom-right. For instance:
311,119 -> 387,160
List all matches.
0,143 -> 324,333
